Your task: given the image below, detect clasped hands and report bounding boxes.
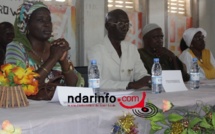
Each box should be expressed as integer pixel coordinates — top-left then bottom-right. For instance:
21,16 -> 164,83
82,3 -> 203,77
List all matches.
50,38 -> 70,62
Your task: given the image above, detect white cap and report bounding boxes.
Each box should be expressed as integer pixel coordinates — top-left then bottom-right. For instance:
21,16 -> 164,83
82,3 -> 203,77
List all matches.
183,28 -> 207,47
142,23 -> 161,37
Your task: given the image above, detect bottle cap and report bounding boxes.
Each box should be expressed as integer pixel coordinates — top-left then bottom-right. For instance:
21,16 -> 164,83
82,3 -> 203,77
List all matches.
91,60 -> 97,65
192,58 -> 198,62
153,58 -> 159,62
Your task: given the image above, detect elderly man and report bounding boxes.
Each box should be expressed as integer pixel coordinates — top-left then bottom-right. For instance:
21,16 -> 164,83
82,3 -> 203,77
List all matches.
87,9 -> 150,90
139,23 -> 190,82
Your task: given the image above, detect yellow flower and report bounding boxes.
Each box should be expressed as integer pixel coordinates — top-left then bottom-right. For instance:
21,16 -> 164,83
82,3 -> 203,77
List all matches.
1,120 -> 22,134
1,64 -> 13,76
22,79 -> 39,96
162,100 -> 173,112
25,66 -> 39,77
12,66 -> 39,85
11,66 -> 26,79
2,120 -> 13,132
0,72 -> 9,86
0,63 -> 40,96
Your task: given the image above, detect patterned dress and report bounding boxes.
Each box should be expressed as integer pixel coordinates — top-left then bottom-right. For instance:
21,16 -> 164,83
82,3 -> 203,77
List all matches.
5,41 -> 84,86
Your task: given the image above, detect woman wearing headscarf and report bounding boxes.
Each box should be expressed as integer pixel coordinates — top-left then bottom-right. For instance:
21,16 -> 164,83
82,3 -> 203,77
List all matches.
179,27 -> 215,79
5,1 -> 84,99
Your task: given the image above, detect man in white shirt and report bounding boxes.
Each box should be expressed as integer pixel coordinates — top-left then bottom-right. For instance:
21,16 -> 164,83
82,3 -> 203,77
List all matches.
87,9 -> 150,90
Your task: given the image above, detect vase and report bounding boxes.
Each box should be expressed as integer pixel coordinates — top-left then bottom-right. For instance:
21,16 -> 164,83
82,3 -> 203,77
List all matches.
0,86 -> 29,108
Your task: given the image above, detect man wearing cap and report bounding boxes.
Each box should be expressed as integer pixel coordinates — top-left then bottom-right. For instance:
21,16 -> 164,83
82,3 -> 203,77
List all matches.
179,28 -> 215,79
138,23 -> 190,82
87,9 -> 150,90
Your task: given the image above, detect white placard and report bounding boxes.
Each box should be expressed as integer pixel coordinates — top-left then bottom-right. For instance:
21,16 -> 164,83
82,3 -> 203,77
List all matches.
50,86 -> 95,106
162,70 -> 188,92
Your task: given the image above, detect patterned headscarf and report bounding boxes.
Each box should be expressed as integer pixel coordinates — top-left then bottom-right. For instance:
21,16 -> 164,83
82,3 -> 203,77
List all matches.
13,0 -> 48,51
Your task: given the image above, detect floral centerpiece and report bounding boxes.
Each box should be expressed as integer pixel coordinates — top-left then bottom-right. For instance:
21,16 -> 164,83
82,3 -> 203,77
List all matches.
111,113 -> 138,134
0,120 -> 21,134
147,100 -> 215,134
0,63 -> 39,108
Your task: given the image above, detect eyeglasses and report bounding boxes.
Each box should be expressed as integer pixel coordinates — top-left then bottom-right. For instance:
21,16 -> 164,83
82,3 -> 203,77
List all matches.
108,22 -> 132,29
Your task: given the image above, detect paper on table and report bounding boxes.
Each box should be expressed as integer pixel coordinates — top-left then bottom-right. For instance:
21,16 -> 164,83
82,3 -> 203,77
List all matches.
162,70 -> 188,92
50,86 -> 95,106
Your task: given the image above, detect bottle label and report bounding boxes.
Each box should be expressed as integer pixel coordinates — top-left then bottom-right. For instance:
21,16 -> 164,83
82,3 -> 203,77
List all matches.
88,79 -> 100,88
190,73 -> 200,81
152,76 -> 162,84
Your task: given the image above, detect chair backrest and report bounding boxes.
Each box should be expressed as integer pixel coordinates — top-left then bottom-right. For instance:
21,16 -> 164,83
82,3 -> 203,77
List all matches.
75,66 -> 88,87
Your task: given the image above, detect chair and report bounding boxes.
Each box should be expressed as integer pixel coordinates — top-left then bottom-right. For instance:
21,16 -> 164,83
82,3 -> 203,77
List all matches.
75,66 -> 88,87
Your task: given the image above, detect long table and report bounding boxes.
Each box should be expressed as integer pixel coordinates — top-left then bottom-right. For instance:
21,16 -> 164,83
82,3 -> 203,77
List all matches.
1,80 -> 215,134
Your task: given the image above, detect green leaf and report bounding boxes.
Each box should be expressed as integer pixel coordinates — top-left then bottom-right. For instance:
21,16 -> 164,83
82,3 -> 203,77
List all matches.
16,60 -> 26,69
160,120 -> 168,125
164,128 -> 170,134
149,113 -> 165,122
188,117 -> 202,128
212,112 -> 215,129
202,105 -> 210,113
199,118 -> 212,129
168,113 -> 183,122
187,128 -> 197,134
150,121 -> 162,131
181,129 -> 187,134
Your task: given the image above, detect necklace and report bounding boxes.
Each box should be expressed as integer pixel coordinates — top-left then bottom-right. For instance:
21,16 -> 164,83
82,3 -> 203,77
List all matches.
31,48 -> 46,63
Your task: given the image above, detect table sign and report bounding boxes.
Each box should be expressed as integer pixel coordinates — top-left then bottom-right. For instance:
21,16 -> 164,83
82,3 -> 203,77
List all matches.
162,70 -> 188,92
50,86 -> 94,106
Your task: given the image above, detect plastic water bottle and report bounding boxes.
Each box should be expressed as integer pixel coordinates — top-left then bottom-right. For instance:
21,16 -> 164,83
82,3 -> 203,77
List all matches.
151,58 -> 162,94
190,58 -> 200,89
88,60 -> 100,96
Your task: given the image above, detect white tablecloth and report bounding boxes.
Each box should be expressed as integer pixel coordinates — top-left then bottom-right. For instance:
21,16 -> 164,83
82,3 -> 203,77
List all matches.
1,81 -> 215,134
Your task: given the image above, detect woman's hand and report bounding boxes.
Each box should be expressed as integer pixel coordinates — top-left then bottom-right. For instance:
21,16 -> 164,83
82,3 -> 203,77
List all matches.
50,38 -> 70,61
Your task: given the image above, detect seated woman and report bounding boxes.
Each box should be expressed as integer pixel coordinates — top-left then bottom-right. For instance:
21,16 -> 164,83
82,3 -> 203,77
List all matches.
179,27 -> 215,79
5,1 -> 84,100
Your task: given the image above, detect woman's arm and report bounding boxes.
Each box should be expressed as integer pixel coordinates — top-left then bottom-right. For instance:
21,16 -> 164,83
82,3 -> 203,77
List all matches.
5,42 -> 26,65
59,59 -> 78,86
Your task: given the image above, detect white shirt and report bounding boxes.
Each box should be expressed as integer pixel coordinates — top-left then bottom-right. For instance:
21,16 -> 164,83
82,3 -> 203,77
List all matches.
179,48 -> 215,79
87,35 -> 149,90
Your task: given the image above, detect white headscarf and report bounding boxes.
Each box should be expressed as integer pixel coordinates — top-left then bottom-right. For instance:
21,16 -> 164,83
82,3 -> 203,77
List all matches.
142,23 -> 161,37
183,28 -> 207,47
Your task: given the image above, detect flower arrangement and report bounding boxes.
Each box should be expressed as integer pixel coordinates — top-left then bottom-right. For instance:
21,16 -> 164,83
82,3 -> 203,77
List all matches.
0,63 -> 39,96
0,120 -> 22,134
111,113 -> 138,134
147,100 -> 215,134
